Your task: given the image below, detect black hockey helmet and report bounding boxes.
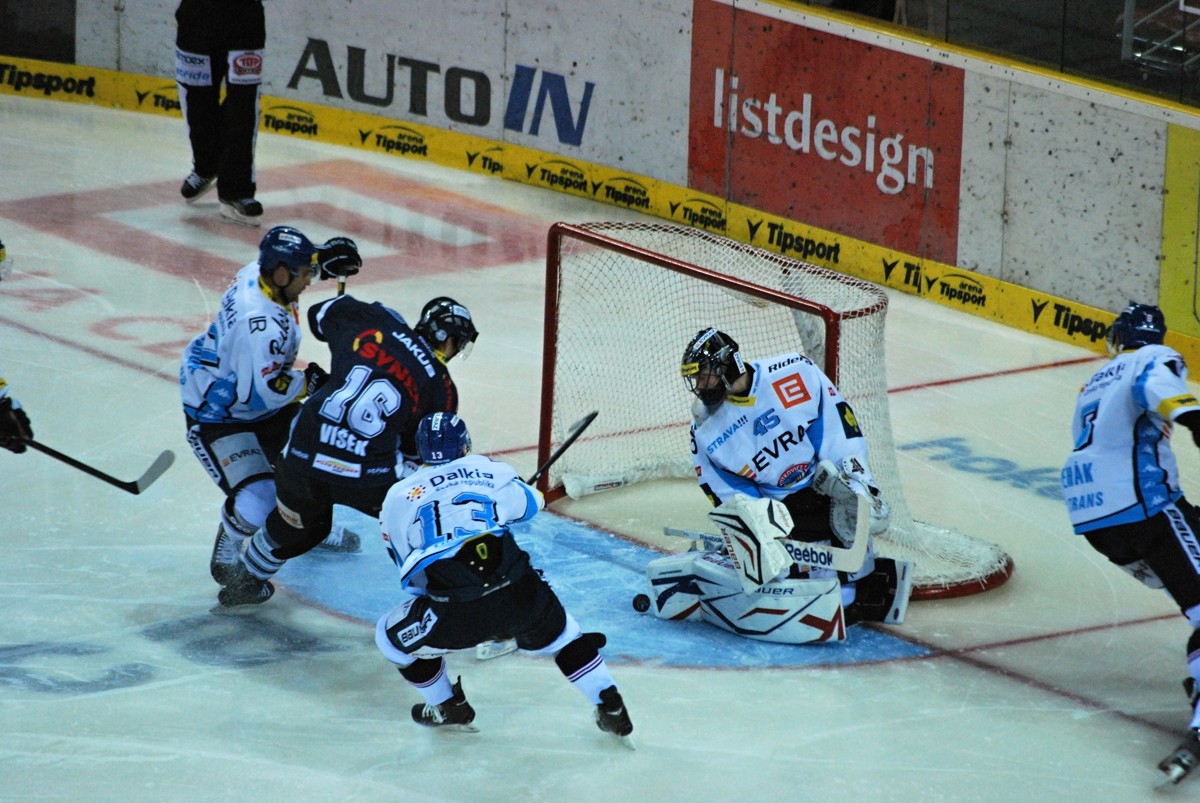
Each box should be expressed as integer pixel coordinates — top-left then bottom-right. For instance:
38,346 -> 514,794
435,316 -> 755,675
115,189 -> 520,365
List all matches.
1107,302 -> 1166,353
0,238 -> 10,281
681,327 -> 746,406
416,297 -> 478,359
416,412 -> 471,465
258,226 -> 317,278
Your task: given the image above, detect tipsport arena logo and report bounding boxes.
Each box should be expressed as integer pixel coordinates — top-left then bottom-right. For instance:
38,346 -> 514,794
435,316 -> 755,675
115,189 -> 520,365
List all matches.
669,198 -> 728,233
358,125 -> 429,157
263,104 -> 319,137
747,219 -> 841,265
525,159 -> 589,195
1031,300 -> 1109,343
0,63 -> 96,97
591,176 -> 651,210
134,84 -> 181,113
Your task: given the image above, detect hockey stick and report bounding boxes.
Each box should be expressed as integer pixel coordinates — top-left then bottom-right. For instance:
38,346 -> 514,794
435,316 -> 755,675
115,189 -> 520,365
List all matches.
663,493 -> 871,573
27,440 -> 176,495
525,410 -> 598,485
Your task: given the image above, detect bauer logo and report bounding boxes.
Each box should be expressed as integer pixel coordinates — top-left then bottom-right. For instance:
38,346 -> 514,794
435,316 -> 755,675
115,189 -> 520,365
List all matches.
592,177 -> 651,210
263,105 -> 318,137
368,125 -> 429,158
134,85 -> 181,113
525,159 -> 589,194
669,198 -> 728,232
934,274 -> 986,308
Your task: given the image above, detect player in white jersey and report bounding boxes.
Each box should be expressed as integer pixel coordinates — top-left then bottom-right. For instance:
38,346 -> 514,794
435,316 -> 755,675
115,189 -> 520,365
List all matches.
0,238 -> 33,454
374,413 -> 633,743
181,226 -> 362,581
642,327 -> 911,644
1060,303 -> 1200,786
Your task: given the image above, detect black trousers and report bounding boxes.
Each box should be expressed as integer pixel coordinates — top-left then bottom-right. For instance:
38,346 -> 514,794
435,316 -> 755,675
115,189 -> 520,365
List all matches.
1085,499 -> 1200,615
175,0 -> 265,201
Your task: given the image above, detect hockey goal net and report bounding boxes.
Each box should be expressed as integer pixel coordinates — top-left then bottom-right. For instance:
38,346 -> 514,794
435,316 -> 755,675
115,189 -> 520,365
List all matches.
537,221 -> 1013,600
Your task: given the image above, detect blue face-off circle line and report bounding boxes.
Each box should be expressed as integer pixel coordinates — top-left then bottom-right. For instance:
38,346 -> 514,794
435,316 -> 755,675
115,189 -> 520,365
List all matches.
276,507 -> 930,668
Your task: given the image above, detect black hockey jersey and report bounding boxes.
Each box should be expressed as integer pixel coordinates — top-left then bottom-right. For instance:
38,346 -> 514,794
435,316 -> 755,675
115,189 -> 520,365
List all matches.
283,295 -> 458,487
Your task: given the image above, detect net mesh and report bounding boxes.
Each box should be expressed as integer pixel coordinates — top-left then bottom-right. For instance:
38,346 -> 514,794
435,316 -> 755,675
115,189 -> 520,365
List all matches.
542,222 -> 1012,598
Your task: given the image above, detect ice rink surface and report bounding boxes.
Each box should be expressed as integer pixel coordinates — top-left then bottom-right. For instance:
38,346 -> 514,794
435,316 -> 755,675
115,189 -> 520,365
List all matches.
1,94 -> 1197,801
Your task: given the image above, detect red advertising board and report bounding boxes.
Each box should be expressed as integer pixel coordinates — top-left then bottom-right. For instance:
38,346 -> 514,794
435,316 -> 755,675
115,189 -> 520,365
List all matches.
689,0 -> 964,263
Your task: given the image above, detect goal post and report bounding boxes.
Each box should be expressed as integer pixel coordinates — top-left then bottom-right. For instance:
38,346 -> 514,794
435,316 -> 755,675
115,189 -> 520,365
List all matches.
538,221 -> 1013,600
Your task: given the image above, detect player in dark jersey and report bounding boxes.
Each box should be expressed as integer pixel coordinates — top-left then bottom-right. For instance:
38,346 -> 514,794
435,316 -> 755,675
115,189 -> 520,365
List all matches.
215,294 -> 478,606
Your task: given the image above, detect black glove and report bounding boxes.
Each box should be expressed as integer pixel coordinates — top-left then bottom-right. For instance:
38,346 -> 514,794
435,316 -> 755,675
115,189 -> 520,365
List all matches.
1176,410 -> 1200,449
0,396 -> 33,453
304,363 -> 329,397
316,237 -> 362,280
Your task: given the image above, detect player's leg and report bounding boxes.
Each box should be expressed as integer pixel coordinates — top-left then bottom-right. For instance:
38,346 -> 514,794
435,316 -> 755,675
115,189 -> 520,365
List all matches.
184,420 -> 275,585
511,569 -> 633,740
214,0 -> 265,222
174,0 -> 221,199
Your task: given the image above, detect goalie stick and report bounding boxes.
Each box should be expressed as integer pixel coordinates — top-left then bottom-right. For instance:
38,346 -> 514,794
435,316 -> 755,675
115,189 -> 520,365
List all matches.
663,493 -> 870,574
28,440 -> 176,495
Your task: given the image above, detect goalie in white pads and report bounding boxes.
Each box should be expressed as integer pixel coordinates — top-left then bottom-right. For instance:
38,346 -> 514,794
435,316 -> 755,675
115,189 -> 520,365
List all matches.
643,328 -> 913,644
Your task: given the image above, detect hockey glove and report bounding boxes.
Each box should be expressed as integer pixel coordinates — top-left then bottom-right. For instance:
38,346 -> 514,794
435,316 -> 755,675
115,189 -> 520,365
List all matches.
0,396 -> 33,453
1177,410 -> 1200,449
303,363 -> 329,397
316,237 -> 362,280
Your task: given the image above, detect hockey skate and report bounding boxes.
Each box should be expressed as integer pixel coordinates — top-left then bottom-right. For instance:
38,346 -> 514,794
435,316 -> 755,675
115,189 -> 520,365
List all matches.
209,524 -> 243,585
411,676 -> 478,732
595,686 -> 635,749
180,171 -> 215,202
219,198 -> 263,227
314,526 -> 361,554
1157,731 -> 1200,789
216,558 -> 274,608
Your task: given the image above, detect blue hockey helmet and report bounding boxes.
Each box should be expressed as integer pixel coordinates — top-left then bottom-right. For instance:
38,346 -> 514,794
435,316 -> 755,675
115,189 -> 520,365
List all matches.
258,226 -> 317,278
416,297 -> 478,359
681,327 -> 746,406
1107,302 -> 1166,353
417,413 -> 471,465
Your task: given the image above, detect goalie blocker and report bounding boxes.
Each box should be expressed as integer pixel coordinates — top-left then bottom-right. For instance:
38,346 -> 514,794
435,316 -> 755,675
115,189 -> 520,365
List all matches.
643,489 -> 912,644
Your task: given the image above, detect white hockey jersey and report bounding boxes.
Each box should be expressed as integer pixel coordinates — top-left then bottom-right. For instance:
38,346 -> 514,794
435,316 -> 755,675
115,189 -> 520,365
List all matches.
1062,344 -> 1200,533
691,352 -> 873,504
379,453 -> 543,594
180,263 -> 306,424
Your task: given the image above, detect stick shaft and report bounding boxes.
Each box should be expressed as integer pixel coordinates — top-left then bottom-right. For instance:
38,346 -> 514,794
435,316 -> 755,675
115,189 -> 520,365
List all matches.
27,440 -> 174,495
527,411 -> 598,485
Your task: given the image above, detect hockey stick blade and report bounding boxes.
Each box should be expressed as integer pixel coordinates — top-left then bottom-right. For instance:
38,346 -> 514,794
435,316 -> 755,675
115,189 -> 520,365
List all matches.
527,410 -> 599,485
663,495 -> 870,573
28,440 -> 176,495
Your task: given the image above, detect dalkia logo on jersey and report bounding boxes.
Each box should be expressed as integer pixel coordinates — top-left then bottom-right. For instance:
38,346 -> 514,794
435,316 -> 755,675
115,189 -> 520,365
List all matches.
525,159 -> 589,194
134,84 -> 181,113
669,198 -> 728,232
263,104 -> 318,136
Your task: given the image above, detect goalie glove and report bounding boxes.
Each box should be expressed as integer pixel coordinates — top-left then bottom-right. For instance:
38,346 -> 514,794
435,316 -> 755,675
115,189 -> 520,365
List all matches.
315,237 -> 362,280
812,456 -> 890,545
0,396 -> 32,453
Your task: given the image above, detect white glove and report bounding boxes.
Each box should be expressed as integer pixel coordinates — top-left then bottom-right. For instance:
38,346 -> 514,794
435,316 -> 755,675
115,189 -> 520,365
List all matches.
813,457 -> 890,545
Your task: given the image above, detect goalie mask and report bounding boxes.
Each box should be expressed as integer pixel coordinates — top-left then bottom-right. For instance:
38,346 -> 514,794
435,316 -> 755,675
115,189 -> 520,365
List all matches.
416,296 -> 478,360
258,226 -> 318,278
417,412 -> 471,465
681,328 -> 746,406
1107,302 -> 1166,353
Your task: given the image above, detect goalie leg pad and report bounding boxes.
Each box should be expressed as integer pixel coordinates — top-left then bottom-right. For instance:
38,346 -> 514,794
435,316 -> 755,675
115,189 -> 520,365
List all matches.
645,552 -> 707,621
698,570 -> 847,644
708,495 -> 794,592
